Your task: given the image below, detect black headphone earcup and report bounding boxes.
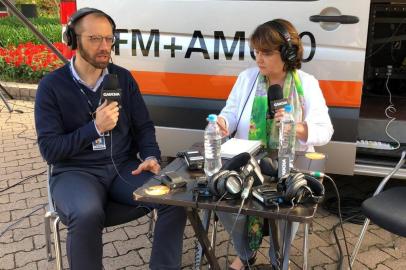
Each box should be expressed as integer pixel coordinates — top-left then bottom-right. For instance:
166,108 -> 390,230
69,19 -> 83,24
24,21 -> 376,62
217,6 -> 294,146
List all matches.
224,171 -> 244,197
259,157 -> 278,177
280,44 -> 297,65
63,26 -> 74,49
304,175 -> 325,203
285,173 -> 307,203
208,170 -> 228,198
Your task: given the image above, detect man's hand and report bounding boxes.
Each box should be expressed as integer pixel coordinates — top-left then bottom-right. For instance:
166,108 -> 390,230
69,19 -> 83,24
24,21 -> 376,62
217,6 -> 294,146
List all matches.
95,100 -> 120,133
217,116 -> 229,137
131,159 -> 161,175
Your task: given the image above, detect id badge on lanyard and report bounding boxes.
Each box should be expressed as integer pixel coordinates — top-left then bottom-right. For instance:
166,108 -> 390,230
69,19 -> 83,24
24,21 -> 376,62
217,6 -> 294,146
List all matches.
71,72 -> 107,151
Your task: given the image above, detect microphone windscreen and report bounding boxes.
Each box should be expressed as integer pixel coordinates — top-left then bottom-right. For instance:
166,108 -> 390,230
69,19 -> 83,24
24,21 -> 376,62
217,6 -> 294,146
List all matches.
268,84 -> 283,101
222,152 -> 251,171
259,157 -> 278,177
102,74 -> 119,90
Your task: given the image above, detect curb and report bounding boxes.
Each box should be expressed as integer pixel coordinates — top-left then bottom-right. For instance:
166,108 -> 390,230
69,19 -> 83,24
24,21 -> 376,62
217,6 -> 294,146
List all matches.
0,81 -> 38,100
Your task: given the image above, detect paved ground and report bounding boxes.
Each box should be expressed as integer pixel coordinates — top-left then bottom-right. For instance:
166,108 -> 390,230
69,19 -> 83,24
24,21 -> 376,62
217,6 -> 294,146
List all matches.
1,99 -> 405,270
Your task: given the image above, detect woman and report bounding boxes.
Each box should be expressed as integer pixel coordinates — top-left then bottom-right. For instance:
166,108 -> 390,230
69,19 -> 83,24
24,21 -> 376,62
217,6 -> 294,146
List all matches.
216,19 -> 333,269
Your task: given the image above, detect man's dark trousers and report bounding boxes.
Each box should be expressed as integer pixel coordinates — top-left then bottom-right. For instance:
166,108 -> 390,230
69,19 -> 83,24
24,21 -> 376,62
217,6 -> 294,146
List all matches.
51,159 -> 187,270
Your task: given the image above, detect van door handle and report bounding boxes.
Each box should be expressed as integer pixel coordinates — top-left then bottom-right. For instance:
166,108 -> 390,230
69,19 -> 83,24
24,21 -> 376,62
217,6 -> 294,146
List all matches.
310,15 -> 359,24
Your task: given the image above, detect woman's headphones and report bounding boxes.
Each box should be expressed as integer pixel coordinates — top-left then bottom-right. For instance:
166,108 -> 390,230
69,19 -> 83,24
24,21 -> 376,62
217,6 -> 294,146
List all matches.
208,152 -> 252,199
63,7 -> 116,50
265,20 -> 298,66
277,172 -> 325,204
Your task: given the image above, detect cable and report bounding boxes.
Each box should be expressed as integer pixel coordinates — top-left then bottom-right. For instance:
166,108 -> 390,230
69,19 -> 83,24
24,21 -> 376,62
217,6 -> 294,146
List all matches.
109,131 -> 144,188
323,197 -> 365,225
0,203 -> 46,238
331,214 -> 362,270
323,174 -> 353,270
366,17 -> 406,59
225,198 -> 249,270
108,131 -> 156,220
383,73 -> 401,150
0,170 -> 46,193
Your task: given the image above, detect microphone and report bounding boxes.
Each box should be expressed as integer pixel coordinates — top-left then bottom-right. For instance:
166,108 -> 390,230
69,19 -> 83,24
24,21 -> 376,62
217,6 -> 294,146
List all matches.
241,176 -> 255,199
268,84 -> 288,119
101,74 -> 121,106
240,155 -> 265,185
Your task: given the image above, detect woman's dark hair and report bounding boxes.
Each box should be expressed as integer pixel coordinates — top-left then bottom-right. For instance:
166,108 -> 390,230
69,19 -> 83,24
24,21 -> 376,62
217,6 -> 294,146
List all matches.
250,19 -> 303,71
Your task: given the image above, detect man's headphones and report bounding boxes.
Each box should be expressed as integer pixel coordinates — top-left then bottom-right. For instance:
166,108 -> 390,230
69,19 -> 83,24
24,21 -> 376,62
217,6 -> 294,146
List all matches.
265,20 -> 297,66
277,172 -> 325,204
208,152 -> 262,200
63,7 -> 116,50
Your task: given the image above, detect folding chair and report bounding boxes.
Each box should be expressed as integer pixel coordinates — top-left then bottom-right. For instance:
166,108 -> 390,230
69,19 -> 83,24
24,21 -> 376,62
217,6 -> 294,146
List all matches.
350,151 -> 406,267
43,165 -> 153,270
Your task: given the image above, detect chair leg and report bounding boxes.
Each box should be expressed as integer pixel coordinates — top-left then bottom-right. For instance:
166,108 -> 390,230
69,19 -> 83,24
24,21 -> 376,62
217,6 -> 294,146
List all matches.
302,223 -> 309,270
211,216 -> 218,250
350,217 -> 370,267
52,216 -> 63,270
147,209 -> 157,240
44,211 -> 53,261
391,233 -> 398,250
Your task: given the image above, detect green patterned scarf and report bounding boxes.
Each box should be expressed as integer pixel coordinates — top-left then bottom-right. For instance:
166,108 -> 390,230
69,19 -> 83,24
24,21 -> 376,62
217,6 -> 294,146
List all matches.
248,70 -> 304,150
247,70 -> 304,252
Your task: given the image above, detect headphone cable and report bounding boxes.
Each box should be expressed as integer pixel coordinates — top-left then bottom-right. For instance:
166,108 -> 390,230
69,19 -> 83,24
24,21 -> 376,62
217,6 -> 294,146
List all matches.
323,174 -> 353,270
225,197 -> 249,270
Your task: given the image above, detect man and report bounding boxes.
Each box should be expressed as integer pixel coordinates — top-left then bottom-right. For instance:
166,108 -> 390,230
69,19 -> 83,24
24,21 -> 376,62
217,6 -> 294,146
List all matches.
35,8 -> 186,270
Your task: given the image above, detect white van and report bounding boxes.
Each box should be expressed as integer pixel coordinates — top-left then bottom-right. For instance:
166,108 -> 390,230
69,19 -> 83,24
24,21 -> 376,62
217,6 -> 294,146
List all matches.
60,0 -> 406,178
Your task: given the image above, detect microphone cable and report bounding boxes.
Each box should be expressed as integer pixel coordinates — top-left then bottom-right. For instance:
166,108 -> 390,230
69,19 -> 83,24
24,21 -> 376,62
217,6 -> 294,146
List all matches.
0,203 -> 46,239
108,131 -> 155,221
230,72 -> 259,138
384,71 -> 400,150
323,174 -> 353,270
225,197 -> 250,270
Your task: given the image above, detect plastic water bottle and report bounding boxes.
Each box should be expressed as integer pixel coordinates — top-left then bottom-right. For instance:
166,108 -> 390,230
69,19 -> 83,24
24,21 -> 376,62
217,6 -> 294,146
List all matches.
278,104 -> 296,169
204,114 -> 222,177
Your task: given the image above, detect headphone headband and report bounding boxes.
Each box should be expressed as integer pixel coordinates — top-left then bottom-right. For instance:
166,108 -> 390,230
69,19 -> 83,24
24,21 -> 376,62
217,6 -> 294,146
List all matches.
267,20 -> 292,47
64,8 -> 116,50
265,20 -> 297,66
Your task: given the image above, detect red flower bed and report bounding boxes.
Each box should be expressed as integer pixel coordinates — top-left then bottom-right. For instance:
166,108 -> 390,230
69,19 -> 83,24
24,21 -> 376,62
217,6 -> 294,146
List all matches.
0,42 -> 73,83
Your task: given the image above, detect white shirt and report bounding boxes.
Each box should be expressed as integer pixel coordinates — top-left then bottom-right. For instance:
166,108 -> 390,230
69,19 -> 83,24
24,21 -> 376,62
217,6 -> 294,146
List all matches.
219,67 -> 334,152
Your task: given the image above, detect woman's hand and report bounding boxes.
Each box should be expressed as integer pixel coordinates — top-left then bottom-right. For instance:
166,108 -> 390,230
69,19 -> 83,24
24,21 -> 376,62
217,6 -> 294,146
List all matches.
217,116 -> 229,137
274,108 -> 285,122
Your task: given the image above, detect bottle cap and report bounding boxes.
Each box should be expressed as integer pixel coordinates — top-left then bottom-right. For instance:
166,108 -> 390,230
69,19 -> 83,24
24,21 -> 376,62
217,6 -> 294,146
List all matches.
284,104 -> 292,113
207,114 -> 217,122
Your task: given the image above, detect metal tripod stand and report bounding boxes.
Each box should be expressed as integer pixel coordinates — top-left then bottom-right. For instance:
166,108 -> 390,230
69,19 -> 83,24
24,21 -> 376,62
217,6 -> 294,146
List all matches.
0,82 -> 14,113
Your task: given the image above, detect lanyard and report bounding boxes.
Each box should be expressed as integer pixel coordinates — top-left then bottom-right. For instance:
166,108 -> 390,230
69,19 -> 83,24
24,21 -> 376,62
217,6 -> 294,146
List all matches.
69,68 -> 102,118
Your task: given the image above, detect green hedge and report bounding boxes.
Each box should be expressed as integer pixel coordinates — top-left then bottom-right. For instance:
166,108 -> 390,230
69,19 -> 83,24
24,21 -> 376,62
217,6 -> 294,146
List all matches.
0,16 -> 61,47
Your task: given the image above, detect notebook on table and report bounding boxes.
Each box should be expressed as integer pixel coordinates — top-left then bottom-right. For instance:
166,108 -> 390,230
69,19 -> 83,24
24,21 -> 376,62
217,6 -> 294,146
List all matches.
220,138 -> 262,159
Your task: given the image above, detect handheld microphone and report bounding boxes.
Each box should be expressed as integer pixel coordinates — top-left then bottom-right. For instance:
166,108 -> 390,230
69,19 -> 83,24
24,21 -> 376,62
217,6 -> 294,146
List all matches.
268,84 -> 288,119
240,155 -> 265,185
101,74 -> 121,106
241,176 -> 255,199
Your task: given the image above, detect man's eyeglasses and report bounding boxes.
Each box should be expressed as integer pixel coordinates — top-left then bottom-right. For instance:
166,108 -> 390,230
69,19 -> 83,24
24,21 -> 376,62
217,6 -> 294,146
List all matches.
77,35 -> 116,46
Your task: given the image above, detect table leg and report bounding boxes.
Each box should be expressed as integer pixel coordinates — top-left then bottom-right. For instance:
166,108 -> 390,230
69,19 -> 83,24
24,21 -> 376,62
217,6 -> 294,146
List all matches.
195,209 -> 212,270
281,221 -> 293,270
303,223 -> 309,270
187,208 -> 221,270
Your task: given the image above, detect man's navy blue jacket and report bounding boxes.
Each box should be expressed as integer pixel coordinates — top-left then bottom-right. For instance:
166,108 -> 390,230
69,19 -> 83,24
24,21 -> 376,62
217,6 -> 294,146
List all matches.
35,63 -> 161,167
